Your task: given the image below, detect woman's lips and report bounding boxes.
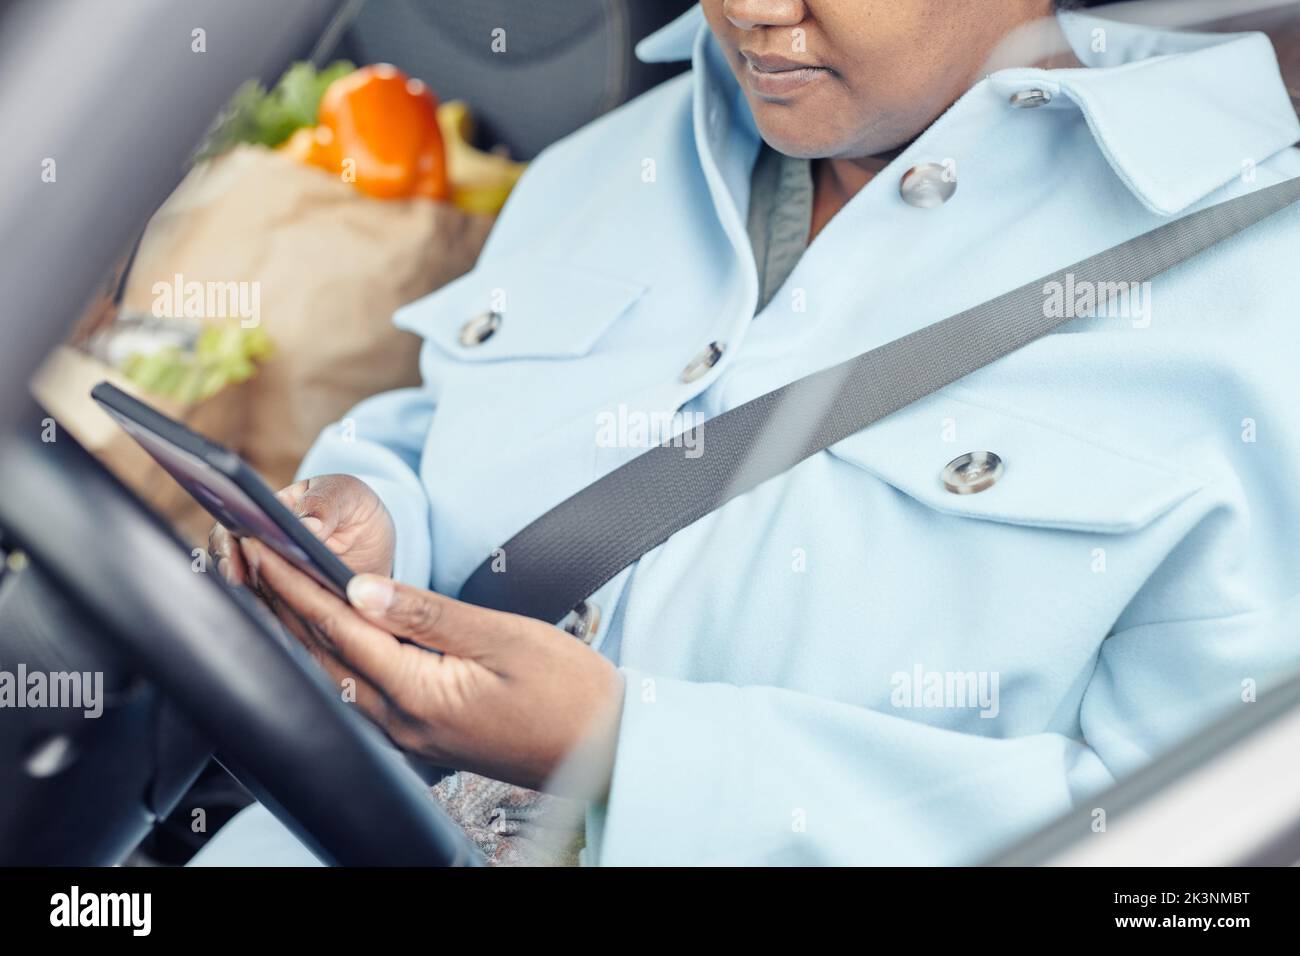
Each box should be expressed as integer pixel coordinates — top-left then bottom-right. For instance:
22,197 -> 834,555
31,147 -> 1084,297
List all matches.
741,51 -> 831,98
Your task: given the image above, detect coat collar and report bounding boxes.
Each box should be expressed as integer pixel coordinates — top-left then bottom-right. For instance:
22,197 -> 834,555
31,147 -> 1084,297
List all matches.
635,4 -> 705,64
636,6 -> 1300,216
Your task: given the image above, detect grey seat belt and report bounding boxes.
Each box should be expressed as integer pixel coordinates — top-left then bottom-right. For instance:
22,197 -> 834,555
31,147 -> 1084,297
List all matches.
459,176 -> 1300,624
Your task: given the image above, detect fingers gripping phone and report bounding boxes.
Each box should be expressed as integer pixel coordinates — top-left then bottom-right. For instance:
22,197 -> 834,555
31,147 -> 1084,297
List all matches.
90,381 -> 355,597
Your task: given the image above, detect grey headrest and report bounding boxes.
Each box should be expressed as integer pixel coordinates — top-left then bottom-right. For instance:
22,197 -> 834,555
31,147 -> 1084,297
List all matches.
341,0 -> 695,160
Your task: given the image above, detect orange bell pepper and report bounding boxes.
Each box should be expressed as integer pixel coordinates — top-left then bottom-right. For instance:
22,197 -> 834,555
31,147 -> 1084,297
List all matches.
310,63 -> 449,201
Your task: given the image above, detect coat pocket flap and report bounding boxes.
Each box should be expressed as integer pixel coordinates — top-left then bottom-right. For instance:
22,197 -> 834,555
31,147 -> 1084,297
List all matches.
826,392 -> 1204,534
394,258 -> 647,361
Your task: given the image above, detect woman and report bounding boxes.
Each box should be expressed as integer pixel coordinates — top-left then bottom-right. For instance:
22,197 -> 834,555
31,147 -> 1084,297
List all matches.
206,0 -> 1300,865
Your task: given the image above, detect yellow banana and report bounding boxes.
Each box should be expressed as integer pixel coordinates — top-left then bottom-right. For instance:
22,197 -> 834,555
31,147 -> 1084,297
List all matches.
436,100 -> 527,215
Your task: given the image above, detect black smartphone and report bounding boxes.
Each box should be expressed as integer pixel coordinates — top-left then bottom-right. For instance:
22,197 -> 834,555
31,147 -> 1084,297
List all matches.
90,381 -> 355,597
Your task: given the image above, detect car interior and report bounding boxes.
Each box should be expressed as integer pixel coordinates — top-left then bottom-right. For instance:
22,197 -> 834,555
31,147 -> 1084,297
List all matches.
1,0 -> 1299,869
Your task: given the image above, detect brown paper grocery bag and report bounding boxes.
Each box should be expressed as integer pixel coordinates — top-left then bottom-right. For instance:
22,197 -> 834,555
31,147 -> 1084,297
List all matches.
118,144 -> 493,487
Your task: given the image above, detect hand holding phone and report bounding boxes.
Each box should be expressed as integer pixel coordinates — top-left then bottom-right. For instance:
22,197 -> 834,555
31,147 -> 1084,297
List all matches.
209,474 -> 396,589
91,382 -> 382,598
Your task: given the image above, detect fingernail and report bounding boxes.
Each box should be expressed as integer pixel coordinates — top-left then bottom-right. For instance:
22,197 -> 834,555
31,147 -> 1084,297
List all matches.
300,515 -> 324,536
216,557 -> 231,583
348,575 -> 393,612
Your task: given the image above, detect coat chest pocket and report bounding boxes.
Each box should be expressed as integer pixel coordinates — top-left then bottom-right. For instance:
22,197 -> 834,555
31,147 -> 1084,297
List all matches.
825,391 -> 1205,534
394,257 -> 648,363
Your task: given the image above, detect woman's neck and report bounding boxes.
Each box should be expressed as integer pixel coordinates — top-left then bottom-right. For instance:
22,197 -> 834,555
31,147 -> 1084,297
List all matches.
809,152 -> 895,241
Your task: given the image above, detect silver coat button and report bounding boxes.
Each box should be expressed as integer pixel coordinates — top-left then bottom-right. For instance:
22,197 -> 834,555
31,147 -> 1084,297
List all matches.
899,163 -> 956,208
680,341 -> 725,383
942,451 -> 1004,494
561,600 -> 601,643
1009,88 -> 1052,109
458,310 -> 501,347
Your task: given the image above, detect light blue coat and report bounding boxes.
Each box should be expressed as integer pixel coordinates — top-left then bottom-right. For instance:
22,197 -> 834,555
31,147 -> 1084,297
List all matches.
203,8 -> 1300,865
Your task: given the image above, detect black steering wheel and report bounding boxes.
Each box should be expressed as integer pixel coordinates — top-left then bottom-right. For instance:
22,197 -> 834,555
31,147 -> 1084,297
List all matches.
0,0 -> 481,867
0,415 -> 480,866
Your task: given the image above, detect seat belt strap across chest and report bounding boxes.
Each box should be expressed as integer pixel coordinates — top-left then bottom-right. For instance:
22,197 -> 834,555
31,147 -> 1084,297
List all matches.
459,175 -> 1300,624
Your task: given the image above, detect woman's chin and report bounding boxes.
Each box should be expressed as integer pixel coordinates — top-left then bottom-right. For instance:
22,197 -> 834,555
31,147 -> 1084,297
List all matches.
751,117 -> 837,159
751,119 -> 862,161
